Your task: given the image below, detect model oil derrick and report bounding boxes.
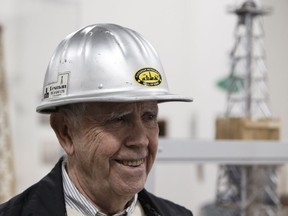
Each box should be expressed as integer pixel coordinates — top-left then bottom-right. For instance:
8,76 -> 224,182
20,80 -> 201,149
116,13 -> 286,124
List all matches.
215,1 -> 281,216
0,25 -> 15,203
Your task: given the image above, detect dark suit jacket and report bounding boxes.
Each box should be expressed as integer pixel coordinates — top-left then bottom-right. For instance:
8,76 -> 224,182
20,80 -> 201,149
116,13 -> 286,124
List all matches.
0,158 -> 193,216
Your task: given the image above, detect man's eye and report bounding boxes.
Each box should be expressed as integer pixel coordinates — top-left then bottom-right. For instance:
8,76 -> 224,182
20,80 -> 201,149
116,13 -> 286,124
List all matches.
143,113 -> 157,122
148,114 -> 156,120
110,115 -> 127,124
115,116 -> 125,122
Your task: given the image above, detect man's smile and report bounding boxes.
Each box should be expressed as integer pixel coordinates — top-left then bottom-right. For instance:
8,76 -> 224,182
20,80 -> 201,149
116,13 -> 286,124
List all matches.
115,158 -> 146,167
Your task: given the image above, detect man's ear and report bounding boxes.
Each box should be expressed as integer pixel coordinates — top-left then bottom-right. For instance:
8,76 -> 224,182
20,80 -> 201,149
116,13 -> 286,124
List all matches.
50,113 -> 74,155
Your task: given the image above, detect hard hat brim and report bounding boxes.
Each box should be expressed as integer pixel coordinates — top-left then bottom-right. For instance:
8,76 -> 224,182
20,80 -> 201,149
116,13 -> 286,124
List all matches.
36,93 -> 193,114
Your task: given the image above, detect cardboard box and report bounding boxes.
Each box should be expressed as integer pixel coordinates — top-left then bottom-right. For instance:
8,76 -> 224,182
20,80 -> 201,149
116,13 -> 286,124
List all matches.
216,117 -> 280,140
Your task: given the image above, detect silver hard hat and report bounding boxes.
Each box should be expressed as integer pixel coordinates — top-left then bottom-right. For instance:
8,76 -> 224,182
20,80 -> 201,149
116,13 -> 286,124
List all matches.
36,23 -> 192,113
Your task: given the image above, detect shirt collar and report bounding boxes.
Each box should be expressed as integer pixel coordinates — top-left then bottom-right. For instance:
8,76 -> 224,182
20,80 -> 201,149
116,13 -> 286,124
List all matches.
61,158 -> 138,216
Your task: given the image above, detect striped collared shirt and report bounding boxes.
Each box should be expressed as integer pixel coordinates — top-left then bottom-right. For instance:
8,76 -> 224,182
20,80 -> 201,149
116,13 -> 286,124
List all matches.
61,159 -> 138,216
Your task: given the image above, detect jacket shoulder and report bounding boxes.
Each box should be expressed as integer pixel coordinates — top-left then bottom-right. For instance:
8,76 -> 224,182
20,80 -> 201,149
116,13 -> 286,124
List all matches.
0,158 -> 65,216
139,189 -> 193,216
0,185 -> 36,215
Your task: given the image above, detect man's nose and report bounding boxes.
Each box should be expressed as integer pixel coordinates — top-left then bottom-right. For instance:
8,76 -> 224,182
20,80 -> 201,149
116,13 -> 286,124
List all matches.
125,119 -> 149,148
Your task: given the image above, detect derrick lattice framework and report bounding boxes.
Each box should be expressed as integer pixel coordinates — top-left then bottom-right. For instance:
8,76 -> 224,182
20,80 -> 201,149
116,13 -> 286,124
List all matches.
215,1 -> 281,216
225,0 -> 271,119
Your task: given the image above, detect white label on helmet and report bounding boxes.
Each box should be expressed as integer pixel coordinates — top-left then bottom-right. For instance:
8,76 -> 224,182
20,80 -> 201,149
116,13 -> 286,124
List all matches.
43,73 -> 69,99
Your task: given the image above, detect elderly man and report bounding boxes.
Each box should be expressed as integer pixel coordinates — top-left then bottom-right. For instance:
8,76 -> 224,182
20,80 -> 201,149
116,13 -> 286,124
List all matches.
0,24 -> 193,216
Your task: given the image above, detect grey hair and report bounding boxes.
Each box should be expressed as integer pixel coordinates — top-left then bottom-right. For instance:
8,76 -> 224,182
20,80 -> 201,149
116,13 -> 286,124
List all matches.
56,103 -> 89,128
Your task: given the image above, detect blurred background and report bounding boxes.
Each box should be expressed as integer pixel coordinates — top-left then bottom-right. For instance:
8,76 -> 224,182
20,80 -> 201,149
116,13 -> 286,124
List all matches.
0,0 -> 288,215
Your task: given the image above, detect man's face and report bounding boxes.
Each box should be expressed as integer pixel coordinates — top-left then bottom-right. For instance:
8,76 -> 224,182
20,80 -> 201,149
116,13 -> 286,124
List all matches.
69,101 -> 159,200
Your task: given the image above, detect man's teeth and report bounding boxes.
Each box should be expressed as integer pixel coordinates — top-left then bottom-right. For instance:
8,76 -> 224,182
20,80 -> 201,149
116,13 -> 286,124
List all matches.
119,159 -> 145,167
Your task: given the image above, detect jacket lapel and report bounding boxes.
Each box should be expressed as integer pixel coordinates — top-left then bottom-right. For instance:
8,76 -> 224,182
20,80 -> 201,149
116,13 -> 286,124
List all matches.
138,189 -> 161,216
23,158 -> 67,216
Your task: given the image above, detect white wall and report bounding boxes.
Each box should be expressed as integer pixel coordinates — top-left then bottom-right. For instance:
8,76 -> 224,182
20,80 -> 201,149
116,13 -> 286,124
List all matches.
1,0 -> 288,214
263,0 -> 288,196
263,0 -> 288,141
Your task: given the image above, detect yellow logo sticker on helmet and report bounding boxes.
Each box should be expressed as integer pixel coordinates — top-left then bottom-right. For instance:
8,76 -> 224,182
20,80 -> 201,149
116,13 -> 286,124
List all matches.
135,67 -> 162,87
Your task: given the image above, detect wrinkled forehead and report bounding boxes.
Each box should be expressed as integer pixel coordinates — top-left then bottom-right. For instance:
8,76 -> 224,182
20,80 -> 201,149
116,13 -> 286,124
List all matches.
85,101 -> 158,114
